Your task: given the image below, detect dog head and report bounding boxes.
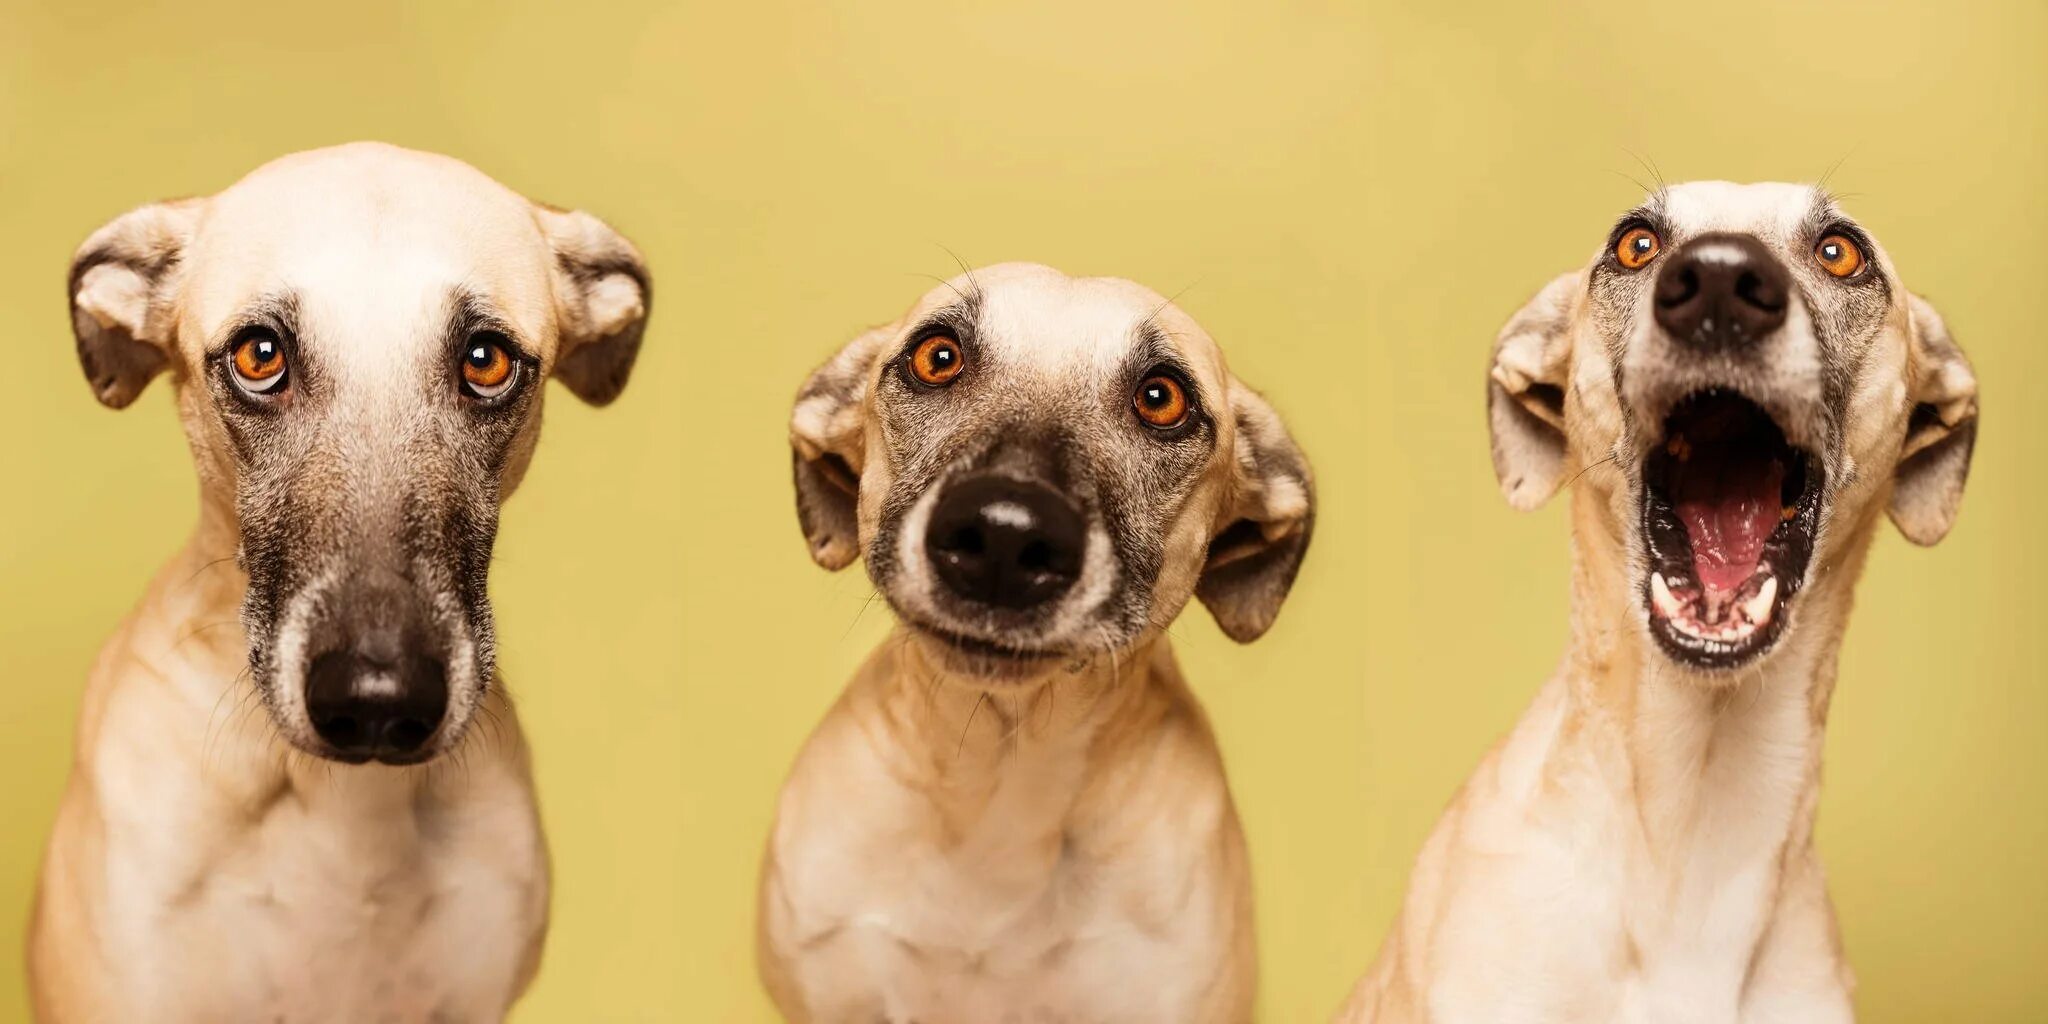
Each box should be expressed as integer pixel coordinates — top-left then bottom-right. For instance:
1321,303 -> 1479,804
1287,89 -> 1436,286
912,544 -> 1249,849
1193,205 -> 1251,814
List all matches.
68,143 -> 651,764
1489,182 -> 1977,673
790,263 -> 1313,683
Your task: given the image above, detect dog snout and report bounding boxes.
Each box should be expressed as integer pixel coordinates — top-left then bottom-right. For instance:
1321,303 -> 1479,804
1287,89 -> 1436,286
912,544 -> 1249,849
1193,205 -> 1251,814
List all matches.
1653,233 -> 1789,353
301,576 -> 450,764
926,474 -> 1085,611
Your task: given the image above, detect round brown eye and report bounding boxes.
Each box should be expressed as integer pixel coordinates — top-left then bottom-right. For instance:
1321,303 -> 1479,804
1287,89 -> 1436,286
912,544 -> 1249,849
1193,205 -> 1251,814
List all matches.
1815,233 -> 1865,278
909,334 -> 964,386
1615,226 -> 1661,270
1133,375 -> 1189,429
229,334 -> 288,395
460,337 -> 518,399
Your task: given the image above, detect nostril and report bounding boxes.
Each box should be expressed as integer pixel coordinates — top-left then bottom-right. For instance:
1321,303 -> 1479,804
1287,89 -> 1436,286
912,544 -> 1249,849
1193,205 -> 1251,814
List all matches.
1657,267 -> 1699,308
938,526 -> 985,555
383,716 -> 435,754
1734,270 -> 1784,312
1018,539 -> 1053,572
316,712 -> 364,748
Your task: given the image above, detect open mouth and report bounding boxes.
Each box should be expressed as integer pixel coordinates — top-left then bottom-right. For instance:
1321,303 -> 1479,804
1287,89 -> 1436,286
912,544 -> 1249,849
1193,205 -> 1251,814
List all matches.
1640,390 -> 1823,669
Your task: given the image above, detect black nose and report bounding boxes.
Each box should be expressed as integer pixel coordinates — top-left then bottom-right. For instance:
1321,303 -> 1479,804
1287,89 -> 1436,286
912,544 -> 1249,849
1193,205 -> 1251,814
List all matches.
926,475 -> 1085,611
305,642 -> 449,763
1653,233 -> 1790,353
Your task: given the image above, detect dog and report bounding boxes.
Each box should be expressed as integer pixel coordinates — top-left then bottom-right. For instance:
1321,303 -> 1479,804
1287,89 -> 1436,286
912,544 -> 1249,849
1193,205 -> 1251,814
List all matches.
1338,183 -> 1978,1023
30,143 -> 651,1022
756,263 -> 1314,1023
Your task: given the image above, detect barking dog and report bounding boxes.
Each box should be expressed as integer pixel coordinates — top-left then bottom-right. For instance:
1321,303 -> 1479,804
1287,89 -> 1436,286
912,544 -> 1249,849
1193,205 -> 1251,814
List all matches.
757,263 -> 1314,1023
1339,183 -> 1978,1023
31,143 -> 651,1022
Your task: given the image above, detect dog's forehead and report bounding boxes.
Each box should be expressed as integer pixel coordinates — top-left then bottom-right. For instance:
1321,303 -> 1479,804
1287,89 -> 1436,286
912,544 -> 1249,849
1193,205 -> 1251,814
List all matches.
922,263 -> 1221,381
180,143 -> 557,345
1653,181 -> 1831,242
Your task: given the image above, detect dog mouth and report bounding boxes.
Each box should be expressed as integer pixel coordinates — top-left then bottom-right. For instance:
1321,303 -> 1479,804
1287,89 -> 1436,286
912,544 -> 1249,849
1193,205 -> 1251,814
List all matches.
1640,390 -> 1824,669
902,618 -> 1077,683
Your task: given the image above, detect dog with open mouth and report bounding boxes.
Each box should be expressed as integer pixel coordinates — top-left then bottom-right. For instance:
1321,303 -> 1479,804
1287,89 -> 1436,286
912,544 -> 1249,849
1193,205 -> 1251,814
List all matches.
30,144 -> 650,1022
1339,183 -> 1979,1022
757,263 -> 1314,1023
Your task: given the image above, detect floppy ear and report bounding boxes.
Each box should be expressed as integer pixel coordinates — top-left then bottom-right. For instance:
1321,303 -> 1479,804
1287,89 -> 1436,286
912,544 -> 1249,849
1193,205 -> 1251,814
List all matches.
537,205 -> 651,406
1487,271 -> 1582,511
790,325 -> 895,570
1196,382 -> 1315,643
1889,294 -> 1979,546
69,199 -> 202,408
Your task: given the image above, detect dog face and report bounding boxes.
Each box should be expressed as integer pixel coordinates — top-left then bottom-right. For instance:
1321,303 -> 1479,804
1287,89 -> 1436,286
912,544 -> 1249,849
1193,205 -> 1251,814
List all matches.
1489,182 -> 1977,673
791,263 -> 1312,682
68,143 -> 650,764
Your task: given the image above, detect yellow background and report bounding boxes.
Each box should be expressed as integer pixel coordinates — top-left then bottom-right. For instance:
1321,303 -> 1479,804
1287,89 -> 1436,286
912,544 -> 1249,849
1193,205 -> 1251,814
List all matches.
1,1 -> 2041,1019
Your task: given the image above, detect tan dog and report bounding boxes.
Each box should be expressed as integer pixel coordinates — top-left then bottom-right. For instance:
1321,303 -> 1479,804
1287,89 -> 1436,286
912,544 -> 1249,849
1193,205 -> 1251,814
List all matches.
1339,183 -> 1978,1023
31,143 -> 651,1022
757,263 -> 1314,1023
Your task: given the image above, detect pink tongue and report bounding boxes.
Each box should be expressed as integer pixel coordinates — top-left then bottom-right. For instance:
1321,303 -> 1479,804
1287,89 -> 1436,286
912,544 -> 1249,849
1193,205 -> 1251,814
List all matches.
1674,459 -> 1784,595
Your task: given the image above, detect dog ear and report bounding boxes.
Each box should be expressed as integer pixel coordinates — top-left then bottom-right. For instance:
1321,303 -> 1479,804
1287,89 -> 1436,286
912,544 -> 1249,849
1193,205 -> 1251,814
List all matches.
69,199 -> 202,409
537,205 -> 651,407
1487,271 -> 1582,511
1196,381 -> 1315,643
790,325 -> 895,570
1889,294 -> 1979,546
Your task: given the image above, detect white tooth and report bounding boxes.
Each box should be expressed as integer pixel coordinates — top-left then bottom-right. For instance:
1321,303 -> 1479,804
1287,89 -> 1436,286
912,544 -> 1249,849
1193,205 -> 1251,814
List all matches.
1741,576 -> 1779,625
1651,573 -> 1685,618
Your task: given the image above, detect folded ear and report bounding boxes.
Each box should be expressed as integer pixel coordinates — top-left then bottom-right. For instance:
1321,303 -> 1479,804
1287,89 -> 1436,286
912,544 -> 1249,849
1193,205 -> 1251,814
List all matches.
790,325 -> 895,570
1196,381 -> 1315,643
69,199 -> 202,409
1889,294 -> 1979,546
1487,271 -> 1582,511
537,205 -> 651,406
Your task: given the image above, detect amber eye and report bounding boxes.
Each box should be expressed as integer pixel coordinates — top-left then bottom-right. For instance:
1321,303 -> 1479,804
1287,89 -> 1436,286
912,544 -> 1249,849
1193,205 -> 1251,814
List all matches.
909,333 -> 964,386
1615,226 -> 1661,270
1815,233 -> 1865,278
228,333 -> 289,395
460,335 -> 519,400
1133,374 -> 1190,430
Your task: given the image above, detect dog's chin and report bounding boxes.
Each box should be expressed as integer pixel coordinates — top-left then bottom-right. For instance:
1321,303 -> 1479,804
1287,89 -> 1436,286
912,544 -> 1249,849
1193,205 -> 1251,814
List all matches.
306,739 -> 444,768
1637,389 -> 1825,673
270,714 -> 461,767
903,620 -> 1078,686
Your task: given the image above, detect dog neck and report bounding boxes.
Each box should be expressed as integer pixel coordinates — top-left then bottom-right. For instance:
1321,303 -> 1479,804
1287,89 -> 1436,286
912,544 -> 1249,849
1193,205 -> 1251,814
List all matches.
860,626 -> 1177,845
1557,486 -> 1880,891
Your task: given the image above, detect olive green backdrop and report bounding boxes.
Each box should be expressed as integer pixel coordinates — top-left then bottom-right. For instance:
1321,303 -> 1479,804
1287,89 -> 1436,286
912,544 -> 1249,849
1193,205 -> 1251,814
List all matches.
0,1 -> 2040,1019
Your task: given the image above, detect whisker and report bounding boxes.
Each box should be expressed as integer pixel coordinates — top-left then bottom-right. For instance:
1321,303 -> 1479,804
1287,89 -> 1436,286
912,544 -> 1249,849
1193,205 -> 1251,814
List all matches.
1562,452 -> 1622,491
956,692 -> 988,759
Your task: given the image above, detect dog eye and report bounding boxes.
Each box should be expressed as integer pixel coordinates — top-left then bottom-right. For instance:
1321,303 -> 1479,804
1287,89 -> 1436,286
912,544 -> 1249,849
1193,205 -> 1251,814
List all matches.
460,334 -> 520,400
909,333 -> 965,387
1814,233 -> 1865,278
1133,374 -> 1190,430
229,332 -> 289,396
1615,226 -> 1661,270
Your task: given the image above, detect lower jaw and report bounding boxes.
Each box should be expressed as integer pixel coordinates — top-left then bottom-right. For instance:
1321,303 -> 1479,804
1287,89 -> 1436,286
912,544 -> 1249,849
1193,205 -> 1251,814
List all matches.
1642,570 -> 1791,669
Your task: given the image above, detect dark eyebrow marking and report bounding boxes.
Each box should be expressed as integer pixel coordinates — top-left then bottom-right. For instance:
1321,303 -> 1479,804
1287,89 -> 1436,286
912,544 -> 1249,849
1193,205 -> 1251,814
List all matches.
442,286 -> 528,356
208,290 -> 303,354
1121,319 -> 1206,402
1800,188 -> 1847,239
902,297 -> 981,348
1606,201 -> 1664,241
